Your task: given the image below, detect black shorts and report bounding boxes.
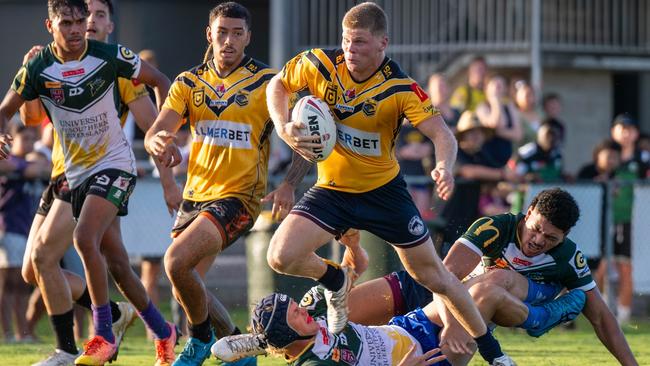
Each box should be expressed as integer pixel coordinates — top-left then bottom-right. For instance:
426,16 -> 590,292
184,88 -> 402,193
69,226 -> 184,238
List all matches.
291,175 -> 430,247
171,197 -> 254,249
36,174 -> 71,216
614,222 -> 632,259
70,169 -> 136,219
384,270 -> 432,316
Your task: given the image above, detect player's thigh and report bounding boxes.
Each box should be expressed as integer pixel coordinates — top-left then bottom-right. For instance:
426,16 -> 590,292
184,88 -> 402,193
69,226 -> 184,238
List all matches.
31,199 -> 76,266
394,239 -> 451,292
269,213 -> 336,261
464,269 -> 530,300
74,195 -> 119,248
348,276 -> 395,325
166,215 -> 224,270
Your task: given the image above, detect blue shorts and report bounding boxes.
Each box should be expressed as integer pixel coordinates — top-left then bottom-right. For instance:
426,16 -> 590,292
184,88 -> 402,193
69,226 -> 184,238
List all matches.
291,175 -> 429,247
525,279 -> 563,305
384,271 -> 432,315
389,308 -> 451,366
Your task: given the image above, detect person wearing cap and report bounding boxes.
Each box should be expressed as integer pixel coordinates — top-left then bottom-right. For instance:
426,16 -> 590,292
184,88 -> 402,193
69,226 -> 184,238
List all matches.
440,111 -> 517,251
606,113 -> 650,324
248,292 -> 449,366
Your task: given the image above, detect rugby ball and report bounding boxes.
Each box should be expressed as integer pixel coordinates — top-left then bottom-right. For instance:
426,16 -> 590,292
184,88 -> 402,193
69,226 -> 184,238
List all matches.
291,95 -> 337,162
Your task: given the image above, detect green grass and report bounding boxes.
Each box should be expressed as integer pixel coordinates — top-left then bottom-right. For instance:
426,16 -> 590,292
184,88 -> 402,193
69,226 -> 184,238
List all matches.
2,302 -> 648,365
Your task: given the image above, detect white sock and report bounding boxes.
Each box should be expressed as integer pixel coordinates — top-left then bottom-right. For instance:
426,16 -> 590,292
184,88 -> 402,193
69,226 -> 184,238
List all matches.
617,304 -> 631,323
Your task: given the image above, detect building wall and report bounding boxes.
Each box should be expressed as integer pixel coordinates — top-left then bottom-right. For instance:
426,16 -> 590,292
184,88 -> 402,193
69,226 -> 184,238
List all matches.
543,69 -> 613,174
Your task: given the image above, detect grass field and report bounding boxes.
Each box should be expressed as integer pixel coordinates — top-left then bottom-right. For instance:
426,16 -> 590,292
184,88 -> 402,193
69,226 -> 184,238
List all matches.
1,302 -> 648,366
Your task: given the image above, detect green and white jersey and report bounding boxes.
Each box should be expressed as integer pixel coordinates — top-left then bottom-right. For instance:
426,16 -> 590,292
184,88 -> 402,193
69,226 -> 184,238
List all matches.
296,287 -> 427,366
12,40 -> 140,188
288,318 -> 420,366
459,213 -> 596,291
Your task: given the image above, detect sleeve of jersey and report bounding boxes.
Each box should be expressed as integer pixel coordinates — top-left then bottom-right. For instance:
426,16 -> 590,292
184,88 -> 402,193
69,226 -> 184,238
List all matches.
118,78 -> 149,105
162,76 -> 190,117
458,216 -> 504,257
401,82 -> 440,128
114,44 -> 142,79
280,51 -> 316,93
562,249 -> 597,291
11,66 -> 38,101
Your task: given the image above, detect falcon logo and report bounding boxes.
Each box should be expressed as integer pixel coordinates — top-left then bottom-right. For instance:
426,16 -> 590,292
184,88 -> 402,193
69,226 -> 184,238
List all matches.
235,90 -> 249,106
362,98 -> 377,116
408,216 -> 425,236
193,89 -> 205,107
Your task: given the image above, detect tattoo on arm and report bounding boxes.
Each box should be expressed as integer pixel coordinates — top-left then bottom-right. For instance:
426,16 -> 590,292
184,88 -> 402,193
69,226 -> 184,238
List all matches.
284,151 -> 313,186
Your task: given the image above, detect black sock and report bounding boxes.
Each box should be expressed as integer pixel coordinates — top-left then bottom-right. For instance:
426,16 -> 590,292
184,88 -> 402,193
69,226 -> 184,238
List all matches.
76,288 -> 122,322
318,263 -> 344,291
189,317 -> 212,344
475,331 -> 504,363
231,326 -> 242,336
50,309 -> 78,355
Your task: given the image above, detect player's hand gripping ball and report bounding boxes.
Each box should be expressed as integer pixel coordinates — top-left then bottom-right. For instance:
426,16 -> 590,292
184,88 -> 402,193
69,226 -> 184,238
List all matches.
291,95 -> 337,162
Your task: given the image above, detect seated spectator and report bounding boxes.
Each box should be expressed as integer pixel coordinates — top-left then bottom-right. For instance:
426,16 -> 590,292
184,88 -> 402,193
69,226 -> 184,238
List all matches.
542,93 -> 566,141
476,76 -> 523,167
515,119 -> 564,183
450,56 -> 487,112
514,82 -> 543,146
440,111 -> 517,249
396,120 -> 435,220
427,73 -> 461,129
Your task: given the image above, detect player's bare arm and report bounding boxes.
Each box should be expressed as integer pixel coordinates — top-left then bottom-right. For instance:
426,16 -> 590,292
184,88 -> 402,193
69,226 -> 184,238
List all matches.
582,288 -> 638,366
261,151 -> 313,220
128,95 -> 182,214
266,74 -> 323,161
144,108 -> 183,168
134,60 -> 171,111
0,89 -> 27,159
18,46 -> 47,126
414,114 -> 457,200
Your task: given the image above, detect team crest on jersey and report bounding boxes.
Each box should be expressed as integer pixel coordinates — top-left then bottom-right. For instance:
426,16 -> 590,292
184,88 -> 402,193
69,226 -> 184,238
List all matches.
50,88 -> 65,105
341,349 -> 356,365
88,78 -> 106,96
362,98 -> 377,116
118,45 -> 136,60
408,216 -> 425,236
343,88 -> 356,101
573,250 -> 590,278
193,89 -> 205,107
324,83 -> 338,106
215,84 -> 226,98
235,90 -> 249,106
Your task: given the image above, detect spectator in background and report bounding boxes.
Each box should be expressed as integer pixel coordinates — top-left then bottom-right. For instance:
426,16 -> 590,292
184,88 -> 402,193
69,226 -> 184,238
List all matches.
637,132 -> 650,155
0,122 -> 49,343
440,111 -> 517,250
396,120 -> 435,220
476,75 -> 523,167
514,119 -> 565,183
577,139 -> 623,290
450,56 -> 487,112
542,93 -> 566,141
514,82 -> 543,146
607,114 -> 649,324
427,73 -> 460,129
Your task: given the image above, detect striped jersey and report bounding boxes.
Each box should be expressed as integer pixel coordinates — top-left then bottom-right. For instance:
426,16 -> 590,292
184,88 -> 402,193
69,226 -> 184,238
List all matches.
12,40 -> 140,188
163,57 -> 275,217
280,48 -> 440,193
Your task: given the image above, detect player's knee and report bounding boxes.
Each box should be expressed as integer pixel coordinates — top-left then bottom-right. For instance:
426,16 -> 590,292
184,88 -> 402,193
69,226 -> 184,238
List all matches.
411,269 -> 449,294
72,226 -> 98,253
266,237 -> 292,273
469,282 -> 502,305
163,250 -> 188,282
31,241 -> 59,272
482,269 -> 516,290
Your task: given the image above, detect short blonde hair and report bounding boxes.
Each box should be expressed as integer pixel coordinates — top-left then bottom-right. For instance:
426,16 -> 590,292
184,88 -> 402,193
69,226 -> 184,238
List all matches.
342,2 -> 387,36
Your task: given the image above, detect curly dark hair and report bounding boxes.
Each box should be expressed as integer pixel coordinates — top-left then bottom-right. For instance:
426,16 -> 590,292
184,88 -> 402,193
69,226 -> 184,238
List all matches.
48,0 -> 88,19
529,188 -> 580,233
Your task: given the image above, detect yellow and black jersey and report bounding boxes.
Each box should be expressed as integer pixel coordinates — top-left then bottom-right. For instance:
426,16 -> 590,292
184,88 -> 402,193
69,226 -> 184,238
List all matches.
163,57 -> 275,217
50,78 -> 148,178
280,48 -> 440,193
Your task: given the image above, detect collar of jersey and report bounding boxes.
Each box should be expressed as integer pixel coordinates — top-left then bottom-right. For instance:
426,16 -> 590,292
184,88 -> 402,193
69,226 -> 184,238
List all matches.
49,40 -> 89,63
347,56 -> 390,84
208,55 -> 252,79
284,340 -> 315,363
